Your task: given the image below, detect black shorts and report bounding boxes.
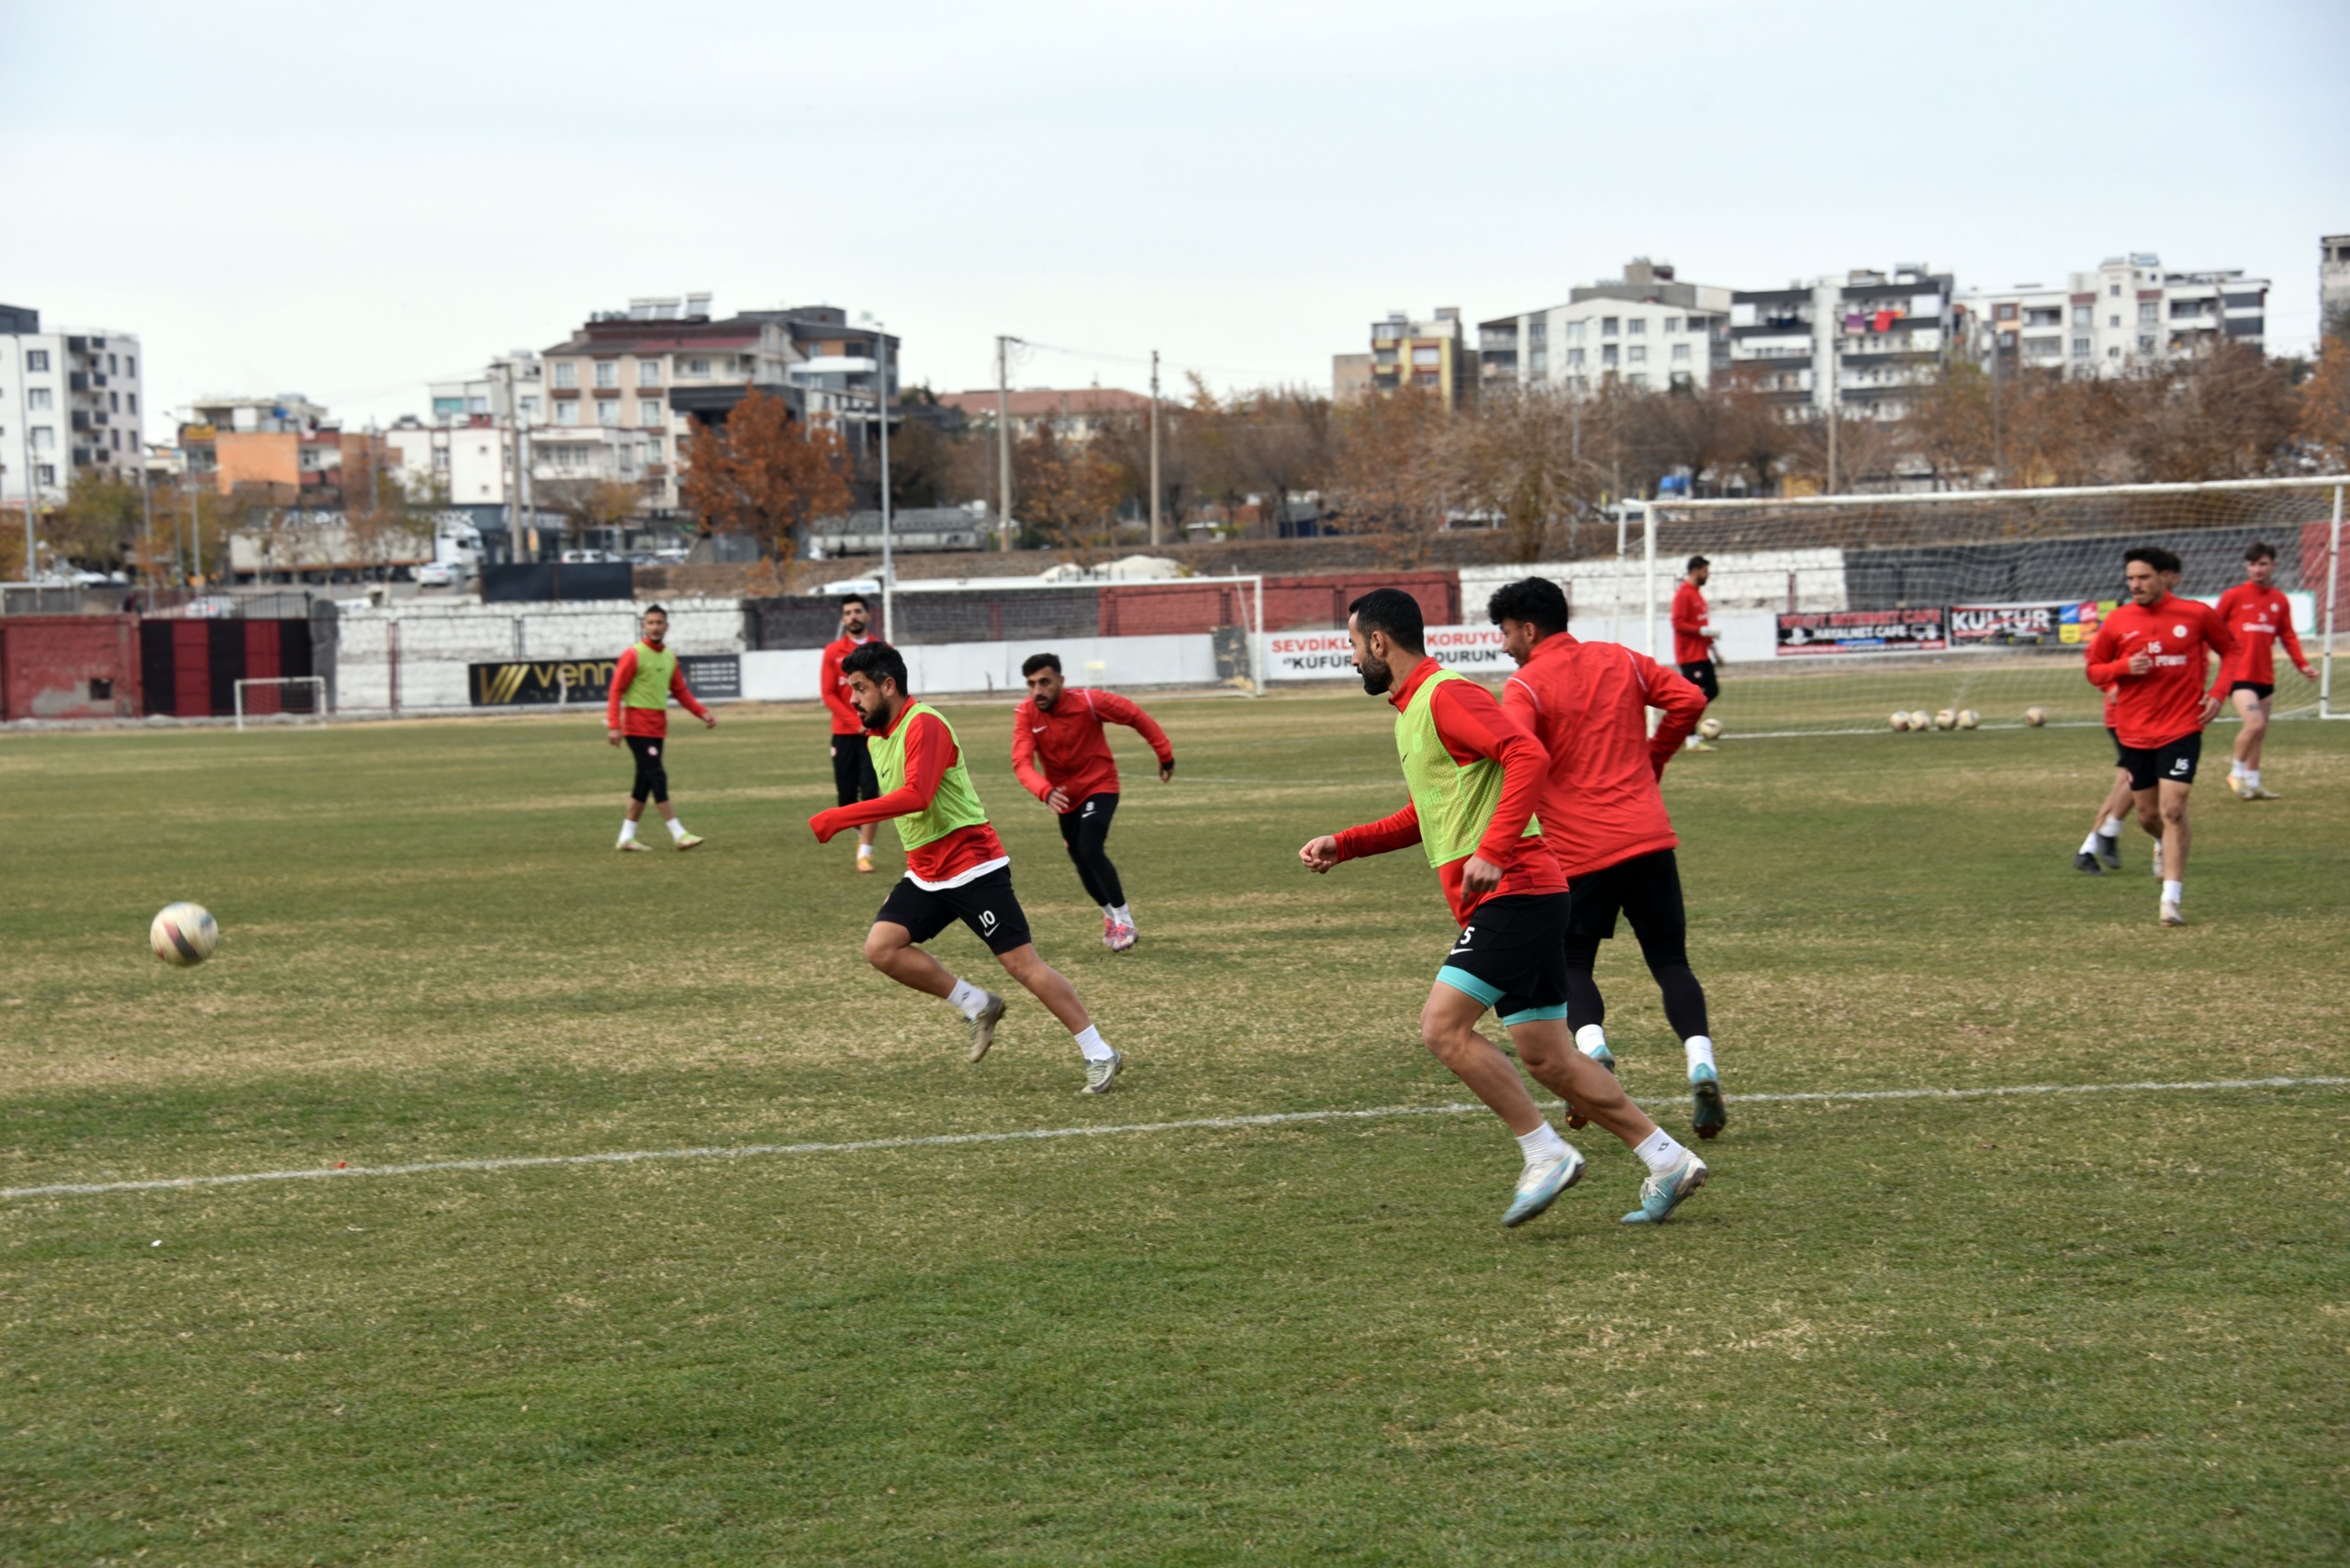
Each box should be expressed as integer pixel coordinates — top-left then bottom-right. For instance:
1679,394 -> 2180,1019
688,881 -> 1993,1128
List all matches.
831,733 -> 879,808
2119,733 -> 2201,792
875,865 -> 1033,956
1436,892 -> 1572,1025
1679,660 -> 1719,703
1565,847 -> 1687,956
2230,681 -> 2274,700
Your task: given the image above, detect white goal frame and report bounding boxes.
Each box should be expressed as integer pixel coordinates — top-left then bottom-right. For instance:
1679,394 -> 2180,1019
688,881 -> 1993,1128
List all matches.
233,676 -> 330,731
877,572 -> 1270,695
1638,475 -> 2349,732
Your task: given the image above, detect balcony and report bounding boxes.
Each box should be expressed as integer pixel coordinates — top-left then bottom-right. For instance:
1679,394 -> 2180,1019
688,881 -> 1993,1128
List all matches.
72,411 -> 92,431
68,372 -> 89,392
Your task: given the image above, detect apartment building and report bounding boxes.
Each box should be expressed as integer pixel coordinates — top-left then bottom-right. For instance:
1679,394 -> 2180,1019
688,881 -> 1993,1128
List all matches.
179,394 -> 392,505
385,414 -> 516,508
2326,234 -> 2350,337
1367,309 -> 1473,409
1,305 -> 147,510
1729,264 -> 1956,419
429,352 -> 544,428
1959,253 -> 2268,377
935,386 -> 1149,442
1478,260 -> 1732,397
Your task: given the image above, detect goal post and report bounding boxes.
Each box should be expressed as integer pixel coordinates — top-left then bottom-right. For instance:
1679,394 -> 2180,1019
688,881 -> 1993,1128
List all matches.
1633,476 -> 2349,737
233,676 -> 329,731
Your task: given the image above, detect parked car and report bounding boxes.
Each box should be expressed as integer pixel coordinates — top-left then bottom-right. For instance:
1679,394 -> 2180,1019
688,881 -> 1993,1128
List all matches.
416,562 -> 460,588
559,548 -> 620,565
181,596 -> 241,619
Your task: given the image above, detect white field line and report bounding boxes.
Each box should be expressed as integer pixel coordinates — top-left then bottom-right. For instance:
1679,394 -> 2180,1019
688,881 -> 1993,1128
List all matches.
5,1076 -> 2345,1203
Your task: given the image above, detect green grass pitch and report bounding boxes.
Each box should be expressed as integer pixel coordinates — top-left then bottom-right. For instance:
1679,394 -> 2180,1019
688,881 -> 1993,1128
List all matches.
3,692 -> 2345,1565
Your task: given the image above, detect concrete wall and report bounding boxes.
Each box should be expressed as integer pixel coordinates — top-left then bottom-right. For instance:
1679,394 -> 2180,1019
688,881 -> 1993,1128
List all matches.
0,615 -> 142,721
742,633 -> 1216,704
1458,549 -> 1849,623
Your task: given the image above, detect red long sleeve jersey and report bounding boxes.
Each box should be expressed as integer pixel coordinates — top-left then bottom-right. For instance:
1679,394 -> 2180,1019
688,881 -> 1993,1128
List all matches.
1011,689 -> 1174,811
807,707 -> 1007,886
2212,583 -> 2309,685
2084,595 -> 2236,749
1671,581 -> 1712,665
818,635 -> 878,736
604,645 -> 711,738
1330,658 -> 1566,925
1500,633 -> 1704,880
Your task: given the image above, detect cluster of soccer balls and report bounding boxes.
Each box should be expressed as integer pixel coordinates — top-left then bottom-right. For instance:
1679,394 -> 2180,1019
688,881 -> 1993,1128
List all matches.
1888,708 -> 1982,732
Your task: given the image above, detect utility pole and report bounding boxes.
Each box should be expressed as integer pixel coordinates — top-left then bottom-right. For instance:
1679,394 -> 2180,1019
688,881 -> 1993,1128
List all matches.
1147,349 -> 1161,549
877,321 -> 893,642
139,447 -> 154,613
17,354 -> 36,582
500,359 -> 529,567
994,335 -> 1015,550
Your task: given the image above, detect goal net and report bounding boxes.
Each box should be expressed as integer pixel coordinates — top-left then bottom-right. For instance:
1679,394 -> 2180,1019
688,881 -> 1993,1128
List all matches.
1628,477 -> 2347,736
234,676 -> 330,730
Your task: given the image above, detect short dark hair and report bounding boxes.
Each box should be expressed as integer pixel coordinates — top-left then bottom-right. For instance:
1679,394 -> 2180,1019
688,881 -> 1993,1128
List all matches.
1686,555 -> 1709,574
643,602 -> 668,618
2245,541 -> 2277,563
1348,588 -> 1425,650
839,592 -> 870,610
1021,652 -> 1062,678
1486,577 -> 1567,636
841,641 -> 908,693
2126,545 -> 2182,575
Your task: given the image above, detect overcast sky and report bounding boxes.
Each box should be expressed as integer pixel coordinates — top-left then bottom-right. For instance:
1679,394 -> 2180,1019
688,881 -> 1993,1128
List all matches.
6,0 -> 2345,442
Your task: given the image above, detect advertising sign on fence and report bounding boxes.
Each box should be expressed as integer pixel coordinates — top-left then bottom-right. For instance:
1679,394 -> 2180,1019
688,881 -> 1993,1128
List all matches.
1945,599 -> 2122,647
1775,608 -> 1949,656
470,653 -> 744,707
1261,625 -> 1514,682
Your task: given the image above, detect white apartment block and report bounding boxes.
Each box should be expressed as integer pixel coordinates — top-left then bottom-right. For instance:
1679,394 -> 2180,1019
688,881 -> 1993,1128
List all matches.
1729,265 -> 1956,420
429,352 -> 543,429
2320,234 -> 2350,336
1960,253 -> 2268,377
1480,261 -> 1731,398
1,304 -> 146,510
386,417 -> 520,507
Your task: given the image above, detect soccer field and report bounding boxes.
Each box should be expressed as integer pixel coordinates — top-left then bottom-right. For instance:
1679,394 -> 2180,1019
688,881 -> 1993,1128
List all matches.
4,694 -> 2346,1566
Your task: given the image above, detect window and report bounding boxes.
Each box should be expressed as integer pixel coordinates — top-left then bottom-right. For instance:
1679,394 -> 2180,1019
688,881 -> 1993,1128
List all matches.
127,393 -> 137,414
1995,303 -> 2017,321
554,362 -> 577,388
2109,283 -> 2121,297
1628,345 -> 1647,364
1529,351 -> 1548,375
1566,348 -> 1584,368
519,396 -> 539,420
31,425 -> 54,450
637,400 -> 662,427
35,464 -> 54,485
1566,321 -> 1584,343
2109,314 -> 2121,328
637,359 -> 662,386
1663,316 -> 1680,333
1672,343 -> 1691,364
1628,318 -> 1645,335
594,361 -> 617,388
2138,335 -> 2155,354
1626,374 -> 1649,389
1411,346 -> 1439,366
109,391 -> 119,411
597,400 -> 620,426
2138,302 -> 2158,324
125,356 -> 136,377
25,350 -> 48,372
1602,345 -> 1619,367
2073,305 -> 2092,328
1601,317 -> 1619,338
468,395 -> 489,413
1527,321 -> 1546,347
2073,337 -> 2091,356
2109,345 -> 2121,360
643,437 -> 664,463
1373,349 -> 1397,366
687,357 -> 709,377
554,401 -> 579,426
27,387 -> 51,410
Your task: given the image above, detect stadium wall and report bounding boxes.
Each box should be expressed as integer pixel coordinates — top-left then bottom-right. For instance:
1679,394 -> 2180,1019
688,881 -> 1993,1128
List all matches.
0,614 -> 142,721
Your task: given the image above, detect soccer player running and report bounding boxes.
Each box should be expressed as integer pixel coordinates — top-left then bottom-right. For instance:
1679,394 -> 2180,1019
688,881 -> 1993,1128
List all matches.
2214,542 -> 2315,801
808,643 -> 1124,1093
1671,555 -> 1721,751
1298,588 -> 1708,1228
819,593 -> 885,874
605,604 -> 714,852
2084,547 -> 2237,927
1012,652 -> 1176,952
1487,577 -> 1726,1140
2071,682 -> 2136,875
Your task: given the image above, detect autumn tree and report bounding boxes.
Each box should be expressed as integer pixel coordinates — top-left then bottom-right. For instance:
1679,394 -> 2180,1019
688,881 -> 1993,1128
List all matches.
53,472 -> 145,567
2297,333 -> 2350,470
677,389 -> 854,578
1430,386 -> 1585,562
1327,389 -> 1449,563
1013,422 -> 1126,563
537,476 -> 644,542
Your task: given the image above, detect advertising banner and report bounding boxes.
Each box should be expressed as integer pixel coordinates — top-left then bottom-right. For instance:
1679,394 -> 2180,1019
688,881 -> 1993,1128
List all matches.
1262,625 -> 1516,682
1945,599 -> 2123,648
1774,608 -> 1948,656
470,653 -> 743,707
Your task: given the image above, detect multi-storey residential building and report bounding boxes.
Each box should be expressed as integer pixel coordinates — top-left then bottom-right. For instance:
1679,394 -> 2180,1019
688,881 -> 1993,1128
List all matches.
2318,235 -> 2349,338
1478,260 -> 1732,397
936,386 -> 1149,442
1960,253 -> 2268,377
385,414 -> 518,509
429,353 -> 544,428
1331,353 -> 1372,402
179,395 -> 392,507
1367,308 -> 1473,409
1729,265 -> 1956,419
2,305 -> 147,510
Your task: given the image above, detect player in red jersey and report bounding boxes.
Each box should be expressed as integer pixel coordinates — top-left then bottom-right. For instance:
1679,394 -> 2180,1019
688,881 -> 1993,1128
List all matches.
1486,577 -> 1725,1139
818,593 -> 884,874
2213,542 -> 2314,801
1298,589 -> 1708,1229
604,605 -> 714,852
808,643 -> 1124,1093
2083,546 -> 2237,926
2071,681 -> 2137,874
1012,652 -> 1176,952
1670,555 -> 1720,750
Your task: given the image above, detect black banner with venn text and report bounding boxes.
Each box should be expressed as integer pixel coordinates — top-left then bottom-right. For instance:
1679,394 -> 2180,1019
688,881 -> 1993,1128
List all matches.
469,654 -> 741,707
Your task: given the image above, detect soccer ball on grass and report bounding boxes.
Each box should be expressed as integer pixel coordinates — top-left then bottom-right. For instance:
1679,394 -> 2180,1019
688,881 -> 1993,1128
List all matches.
2025,706 -> 2048,727
151,902 -> 218,967
1889,711 -> 1911,732
1956,709 -> 1980,730
1697,717 -> 1723,741
1933,709 -> 1957,731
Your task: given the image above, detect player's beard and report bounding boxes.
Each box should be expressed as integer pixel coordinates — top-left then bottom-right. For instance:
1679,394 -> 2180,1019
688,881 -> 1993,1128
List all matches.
860,697 -> 893,734
1357,655 -> 1392,696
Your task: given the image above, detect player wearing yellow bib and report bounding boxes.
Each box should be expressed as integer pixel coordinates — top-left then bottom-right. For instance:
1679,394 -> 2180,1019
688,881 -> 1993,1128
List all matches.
1298,589 -> 1708,1228
605,605 -> 714,852
807,643 -> 1124,1093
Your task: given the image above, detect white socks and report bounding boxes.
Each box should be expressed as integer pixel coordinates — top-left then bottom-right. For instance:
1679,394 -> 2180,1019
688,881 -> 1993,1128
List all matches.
1516,1122 -> 1569,1163
1072,1024 -> 1114,1062
1684,1036 -> 1717,1079
1109,904 -> 1133,927
946,978 -> 988,1021
617,819 -> 638,844
665,816 -> 688,840
1574,1024 -> 1608,1057
2245,769 -> 2262,790
1632,1126 -> 1689,1174
2162,879 -> 2184,904
2101,815 -> 2126,837
857,841 -> 873,860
